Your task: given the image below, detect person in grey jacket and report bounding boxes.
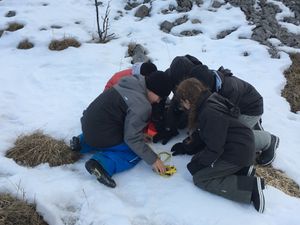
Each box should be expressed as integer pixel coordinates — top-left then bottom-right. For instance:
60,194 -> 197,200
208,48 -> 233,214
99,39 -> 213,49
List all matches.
71,71 -> 170,188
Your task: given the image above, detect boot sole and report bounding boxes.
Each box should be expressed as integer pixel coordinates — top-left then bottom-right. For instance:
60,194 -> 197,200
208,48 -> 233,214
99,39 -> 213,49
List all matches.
85,160 -> 116,188
256,177 -> 265,213
260,137 -> 280,166
247,165 -> 255,176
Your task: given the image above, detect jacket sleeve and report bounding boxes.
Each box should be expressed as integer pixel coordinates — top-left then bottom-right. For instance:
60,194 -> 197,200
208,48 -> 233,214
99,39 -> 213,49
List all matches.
195,110 -> 229,166
123,108 -> 158,165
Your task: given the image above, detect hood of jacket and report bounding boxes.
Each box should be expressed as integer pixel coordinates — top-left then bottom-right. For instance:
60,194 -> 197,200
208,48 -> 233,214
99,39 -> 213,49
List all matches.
116,74 -> 147,96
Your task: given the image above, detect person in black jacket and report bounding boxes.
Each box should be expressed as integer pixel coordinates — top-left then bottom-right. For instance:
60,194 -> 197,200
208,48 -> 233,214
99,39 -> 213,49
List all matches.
154,54 -> 279,166
188,64 -> 279,166
173,78 -> 265,213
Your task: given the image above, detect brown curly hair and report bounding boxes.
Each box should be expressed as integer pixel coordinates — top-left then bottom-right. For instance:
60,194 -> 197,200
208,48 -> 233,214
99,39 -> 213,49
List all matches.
176,78 -> 209,130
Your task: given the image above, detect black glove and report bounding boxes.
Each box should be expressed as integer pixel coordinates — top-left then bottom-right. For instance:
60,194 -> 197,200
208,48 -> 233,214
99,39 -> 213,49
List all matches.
171,143 -> 188,156
152,128 -> 179,145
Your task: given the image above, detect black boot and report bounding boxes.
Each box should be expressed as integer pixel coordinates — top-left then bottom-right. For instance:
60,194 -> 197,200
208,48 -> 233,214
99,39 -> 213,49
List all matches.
85,159 -> 116,188
70,136 -> 81,152
251,177 -> 265,213
257,135 -> 279,166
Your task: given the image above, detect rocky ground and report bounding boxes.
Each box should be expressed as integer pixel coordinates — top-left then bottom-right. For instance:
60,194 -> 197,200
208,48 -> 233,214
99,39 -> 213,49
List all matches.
127,0 -> 300,112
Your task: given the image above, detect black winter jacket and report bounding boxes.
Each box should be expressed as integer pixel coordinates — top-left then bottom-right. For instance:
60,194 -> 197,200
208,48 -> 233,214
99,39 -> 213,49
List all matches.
217,72 -> 263,116
81,88 -> 127,148
190,65 -> 263,116
188,92 -> 255,174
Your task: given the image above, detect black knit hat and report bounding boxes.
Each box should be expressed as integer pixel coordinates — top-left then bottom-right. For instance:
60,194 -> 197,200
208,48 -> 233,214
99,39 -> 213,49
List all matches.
145,71 -> 171,98
140,62 -> 157,76
168,56 -> 197,90
189,65 -> 216,91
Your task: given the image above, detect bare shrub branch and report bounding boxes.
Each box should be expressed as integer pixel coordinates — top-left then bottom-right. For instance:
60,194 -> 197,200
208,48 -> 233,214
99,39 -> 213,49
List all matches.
94,0 -> 116,43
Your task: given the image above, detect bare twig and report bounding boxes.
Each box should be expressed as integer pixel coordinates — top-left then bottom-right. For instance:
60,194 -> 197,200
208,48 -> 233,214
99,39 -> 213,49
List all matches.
94,0 -> 115,43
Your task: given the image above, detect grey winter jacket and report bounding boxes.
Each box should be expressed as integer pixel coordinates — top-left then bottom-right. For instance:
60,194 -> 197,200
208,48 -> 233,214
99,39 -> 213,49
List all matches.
81,75 -> 158,165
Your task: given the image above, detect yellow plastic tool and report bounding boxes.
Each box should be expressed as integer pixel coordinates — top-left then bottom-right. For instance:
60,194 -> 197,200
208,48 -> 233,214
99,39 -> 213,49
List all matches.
160,165 -> 177,177
158,152 -> 177,177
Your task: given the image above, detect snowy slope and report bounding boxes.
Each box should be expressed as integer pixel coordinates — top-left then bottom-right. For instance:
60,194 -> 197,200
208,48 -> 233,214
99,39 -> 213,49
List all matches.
0,0 -> 300,224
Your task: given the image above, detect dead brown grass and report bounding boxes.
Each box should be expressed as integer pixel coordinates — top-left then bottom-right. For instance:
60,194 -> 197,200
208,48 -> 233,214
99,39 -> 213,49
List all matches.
256,165 -> 300,198
127,42 -> 138,57
5,131 -> 81,167
48,38 -> 81,51
17,39 -> 34,49
0,194 -> 48,225
282,53 -> 300,112
6,22 -> 24,32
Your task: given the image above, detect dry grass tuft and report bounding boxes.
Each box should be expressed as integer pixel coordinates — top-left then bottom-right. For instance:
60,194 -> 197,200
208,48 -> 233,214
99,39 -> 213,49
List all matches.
0,193 -> 48,225
6,22 -> 24,32
48,38 -> 81,51
256,165 -> 300,198
5,131 -> 81,167
17,39 -> 34,50
127,42 -> 138,57
282,53 -> 300,113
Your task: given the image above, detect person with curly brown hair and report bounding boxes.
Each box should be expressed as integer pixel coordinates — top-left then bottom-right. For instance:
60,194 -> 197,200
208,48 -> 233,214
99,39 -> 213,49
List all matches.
173,78 -> 265,213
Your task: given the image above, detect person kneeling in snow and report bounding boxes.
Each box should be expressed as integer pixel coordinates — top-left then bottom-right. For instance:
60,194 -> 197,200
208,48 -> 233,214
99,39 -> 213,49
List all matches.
173,78 -> 265,213
71,72 -> 170,188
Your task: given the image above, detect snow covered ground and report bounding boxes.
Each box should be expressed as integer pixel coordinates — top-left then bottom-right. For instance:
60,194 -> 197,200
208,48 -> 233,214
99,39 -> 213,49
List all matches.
0,0 -> 300,224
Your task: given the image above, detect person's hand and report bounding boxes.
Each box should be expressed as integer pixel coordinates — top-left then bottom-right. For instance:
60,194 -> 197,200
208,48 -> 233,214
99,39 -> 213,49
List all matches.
152,158 -> 166,174
171,143 -> 187,156
152,128 -> 179,145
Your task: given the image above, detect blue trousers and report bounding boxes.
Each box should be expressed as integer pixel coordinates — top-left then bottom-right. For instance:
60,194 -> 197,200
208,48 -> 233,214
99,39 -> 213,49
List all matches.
79,134 -> 141,176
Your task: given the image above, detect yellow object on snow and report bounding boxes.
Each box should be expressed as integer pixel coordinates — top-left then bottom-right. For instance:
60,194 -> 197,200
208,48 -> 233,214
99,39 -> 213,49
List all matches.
157,152 -> 177,177
160,165 -> 177,177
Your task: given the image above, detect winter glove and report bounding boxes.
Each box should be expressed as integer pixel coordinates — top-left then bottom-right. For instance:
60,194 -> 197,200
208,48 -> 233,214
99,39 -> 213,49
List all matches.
171,143 -> 188,156
152,128 -> 179,145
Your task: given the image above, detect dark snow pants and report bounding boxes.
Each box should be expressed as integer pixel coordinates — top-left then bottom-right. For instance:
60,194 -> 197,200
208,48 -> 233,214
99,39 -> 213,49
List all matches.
192,160 -> 256,204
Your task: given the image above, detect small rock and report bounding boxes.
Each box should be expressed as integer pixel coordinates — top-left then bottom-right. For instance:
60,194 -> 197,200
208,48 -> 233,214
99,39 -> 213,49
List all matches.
134,5 -> 150,18
212,1 -> 223,8
180,29 -> 202,36
160,20 -> 174,33
50,25 -> 62,29
174,15 -> 189,26
191,19 -> 201,24
5,11 -> 16,17
176,0 -> 193,12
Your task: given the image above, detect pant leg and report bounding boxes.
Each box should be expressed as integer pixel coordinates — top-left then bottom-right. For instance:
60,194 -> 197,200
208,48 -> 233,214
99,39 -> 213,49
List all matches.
78,135 -> 141,176
192,160 -> 255,204
78,134 -> 100,154
238,115 -> 271,151
91,143 -> 141,177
